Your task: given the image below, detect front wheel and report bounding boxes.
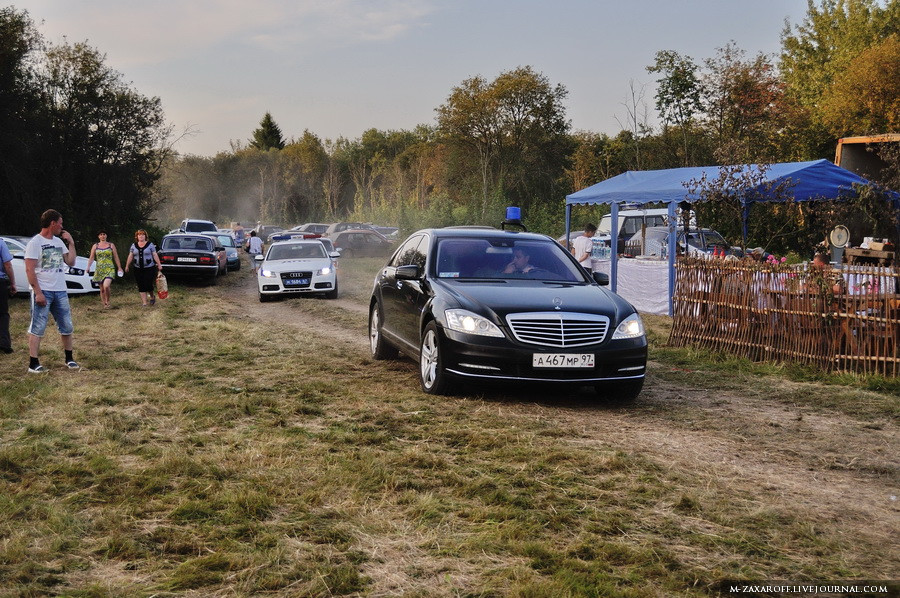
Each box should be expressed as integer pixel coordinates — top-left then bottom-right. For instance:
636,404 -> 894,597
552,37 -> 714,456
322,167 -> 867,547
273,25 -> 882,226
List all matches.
324,281 -> 338,300
259,293 -> 270,303
369,303 -> 397,359
419,321 -> 455,395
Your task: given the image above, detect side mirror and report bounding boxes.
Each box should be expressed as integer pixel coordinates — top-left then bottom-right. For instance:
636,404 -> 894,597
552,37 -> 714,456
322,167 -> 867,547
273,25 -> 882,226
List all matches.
592,271 -> 609,286
396,264 -> 421,280
329,251 -> 341,258
255,254 -> 264,262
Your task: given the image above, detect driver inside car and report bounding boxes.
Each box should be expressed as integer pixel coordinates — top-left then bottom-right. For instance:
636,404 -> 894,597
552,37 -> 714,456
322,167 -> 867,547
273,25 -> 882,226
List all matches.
502,248 -> 535,275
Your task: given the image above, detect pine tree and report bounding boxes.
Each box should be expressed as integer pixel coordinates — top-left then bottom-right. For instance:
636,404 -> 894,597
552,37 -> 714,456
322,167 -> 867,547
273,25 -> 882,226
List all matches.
250,112 -> 285,150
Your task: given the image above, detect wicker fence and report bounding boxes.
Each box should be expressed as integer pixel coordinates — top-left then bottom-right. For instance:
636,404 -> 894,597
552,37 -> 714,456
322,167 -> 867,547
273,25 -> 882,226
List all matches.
668,258 -> 900,376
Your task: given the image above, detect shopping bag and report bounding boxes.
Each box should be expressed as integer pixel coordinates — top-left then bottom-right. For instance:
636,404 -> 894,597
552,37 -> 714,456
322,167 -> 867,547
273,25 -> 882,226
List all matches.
156,272 -> 169,300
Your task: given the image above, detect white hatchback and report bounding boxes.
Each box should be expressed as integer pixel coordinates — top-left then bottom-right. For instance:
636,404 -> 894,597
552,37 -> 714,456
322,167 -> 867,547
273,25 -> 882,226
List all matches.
256,240 -> 339,302
1,235 -> 98,295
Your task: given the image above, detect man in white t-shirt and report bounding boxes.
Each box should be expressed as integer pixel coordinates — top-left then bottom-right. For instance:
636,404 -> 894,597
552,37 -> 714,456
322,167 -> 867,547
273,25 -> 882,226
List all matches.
571,223 -> 597,269
24,209 -> 79,373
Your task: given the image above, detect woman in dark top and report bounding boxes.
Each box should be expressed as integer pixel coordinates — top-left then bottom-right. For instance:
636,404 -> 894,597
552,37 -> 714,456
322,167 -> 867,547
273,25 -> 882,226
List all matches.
124,229 -> 162,306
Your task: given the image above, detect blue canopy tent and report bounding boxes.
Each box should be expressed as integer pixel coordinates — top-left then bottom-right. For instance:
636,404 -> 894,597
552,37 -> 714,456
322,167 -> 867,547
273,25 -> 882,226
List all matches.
565,159 -> 900,315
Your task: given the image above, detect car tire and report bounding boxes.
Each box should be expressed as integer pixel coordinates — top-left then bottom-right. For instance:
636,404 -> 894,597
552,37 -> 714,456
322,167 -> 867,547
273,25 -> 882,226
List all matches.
369,303 -> 397,360
419,321 -> 455,395
259,292 -> 270,303
595,378 -> 643,403
325,281 -> 338,300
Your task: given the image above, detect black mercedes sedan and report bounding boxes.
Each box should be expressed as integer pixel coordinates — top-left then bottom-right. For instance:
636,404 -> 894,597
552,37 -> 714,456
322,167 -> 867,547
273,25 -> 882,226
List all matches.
368,228 -> 647,400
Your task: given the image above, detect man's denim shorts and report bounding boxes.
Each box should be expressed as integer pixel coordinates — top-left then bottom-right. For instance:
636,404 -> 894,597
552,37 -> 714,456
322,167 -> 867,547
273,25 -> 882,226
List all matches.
29,290 -> 74,337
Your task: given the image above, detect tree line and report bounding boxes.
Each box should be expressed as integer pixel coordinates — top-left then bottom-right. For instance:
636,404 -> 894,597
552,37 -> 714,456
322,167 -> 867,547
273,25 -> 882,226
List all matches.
2,2 -> 898,254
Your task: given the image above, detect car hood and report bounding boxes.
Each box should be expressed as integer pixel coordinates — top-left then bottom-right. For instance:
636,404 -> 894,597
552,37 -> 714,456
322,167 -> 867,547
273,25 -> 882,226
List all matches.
435,279 -> 635,323
73,256 -> 94,273
262,258 -> 331,272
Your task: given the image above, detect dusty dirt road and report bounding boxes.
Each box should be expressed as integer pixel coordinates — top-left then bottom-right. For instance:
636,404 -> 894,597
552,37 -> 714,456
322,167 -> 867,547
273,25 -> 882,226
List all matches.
224,261 -> 899,573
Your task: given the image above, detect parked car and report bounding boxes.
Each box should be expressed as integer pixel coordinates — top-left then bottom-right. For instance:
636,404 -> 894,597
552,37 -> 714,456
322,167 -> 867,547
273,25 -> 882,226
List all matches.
368,227 -> 647,398
158,234 -> 227,282
256,239 -> 339,301
247,224 -> 284,243
624,226 -> 738,257
324,222 -> 369,237
289,223 -> 330,235
371,225 -> 399,239
201,232 -> 240,271
177,218 -> 218,233
1,234 -> 98,295
331,229 -> 394,258
269,231 -> 321,242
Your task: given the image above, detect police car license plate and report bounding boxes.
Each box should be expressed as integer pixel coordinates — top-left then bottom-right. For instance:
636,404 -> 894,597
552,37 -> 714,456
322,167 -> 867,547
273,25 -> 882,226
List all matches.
284,278 -> 309,287
533,353 -> 595,368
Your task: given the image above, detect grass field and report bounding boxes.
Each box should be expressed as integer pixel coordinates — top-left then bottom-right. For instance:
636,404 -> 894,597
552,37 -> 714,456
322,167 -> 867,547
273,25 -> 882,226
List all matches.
0,259 -> 896,597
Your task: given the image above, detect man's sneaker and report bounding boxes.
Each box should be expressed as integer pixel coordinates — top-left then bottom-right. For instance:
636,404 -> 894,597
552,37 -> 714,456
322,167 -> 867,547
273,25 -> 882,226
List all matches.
66,360 -> 80,370
27,365 -> 47,374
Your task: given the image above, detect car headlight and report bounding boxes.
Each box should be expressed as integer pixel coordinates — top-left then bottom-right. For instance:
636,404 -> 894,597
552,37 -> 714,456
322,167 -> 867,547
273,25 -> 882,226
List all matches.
444,309 -> 504,337
316,266 -> 332,276
259,269 -> 277,278
612,313 -> 645,340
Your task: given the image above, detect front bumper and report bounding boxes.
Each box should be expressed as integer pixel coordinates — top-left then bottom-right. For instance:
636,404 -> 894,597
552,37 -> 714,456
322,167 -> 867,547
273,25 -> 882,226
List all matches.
257,273 -> 336,295
440,328 -> 647,384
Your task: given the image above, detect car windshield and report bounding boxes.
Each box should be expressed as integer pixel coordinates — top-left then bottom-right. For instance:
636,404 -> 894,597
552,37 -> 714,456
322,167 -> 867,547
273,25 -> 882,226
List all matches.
185,221 -> 216,232
164,237 -> 211,251
212,234 -> 235,247
267,243 -> 326,261
434,238 -> 587,282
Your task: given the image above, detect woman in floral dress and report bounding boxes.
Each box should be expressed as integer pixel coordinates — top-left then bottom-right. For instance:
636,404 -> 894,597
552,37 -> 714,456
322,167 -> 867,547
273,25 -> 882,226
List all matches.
86,231 -> 123,308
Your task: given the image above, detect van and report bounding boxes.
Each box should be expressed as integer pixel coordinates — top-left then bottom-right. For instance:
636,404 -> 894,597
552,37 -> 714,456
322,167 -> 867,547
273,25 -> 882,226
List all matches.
595,208 -> 672,253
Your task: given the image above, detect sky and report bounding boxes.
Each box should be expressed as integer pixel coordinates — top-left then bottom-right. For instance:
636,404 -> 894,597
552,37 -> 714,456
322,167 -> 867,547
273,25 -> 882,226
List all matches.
18,0 -> 812,157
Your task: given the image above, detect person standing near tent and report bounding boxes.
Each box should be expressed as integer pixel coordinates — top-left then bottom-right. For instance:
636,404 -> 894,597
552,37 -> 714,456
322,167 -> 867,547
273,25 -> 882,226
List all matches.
572,223 -> 597,269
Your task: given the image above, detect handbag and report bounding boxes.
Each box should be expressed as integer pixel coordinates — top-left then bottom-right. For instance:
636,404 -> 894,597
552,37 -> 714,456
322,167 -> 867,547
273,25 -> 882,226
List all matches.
156,272 -> 169,300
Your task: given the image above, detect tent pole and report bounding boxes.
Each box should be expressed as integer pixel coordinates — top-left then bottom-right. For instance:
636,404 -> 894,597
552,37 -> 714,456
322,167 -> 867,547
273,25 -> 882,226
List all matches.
565,204 -> 572,251
667,201 -> 677,316
610,202 -> 619,293
742,202 -> 750,249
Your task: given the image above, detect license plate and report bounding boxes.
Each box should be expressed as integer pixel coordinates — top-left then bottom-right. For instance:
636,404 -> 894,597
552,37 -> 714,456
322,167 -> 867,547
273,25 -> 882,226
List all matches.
284,278 -> 309,287
533,353 -> 595,368
176,257 -> 196,263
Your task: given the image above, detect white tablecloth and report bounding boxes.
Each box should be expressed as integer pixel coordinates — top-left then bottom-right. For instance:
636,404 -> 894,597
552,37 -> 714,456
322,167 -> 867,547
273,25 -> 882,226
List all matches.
592,258 -> 670,315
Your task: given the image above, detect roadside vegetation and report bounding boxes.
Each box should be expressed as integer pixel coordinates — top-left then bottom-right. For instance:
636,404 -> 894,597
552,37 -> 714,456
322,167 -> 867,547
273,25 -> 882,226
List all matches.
0,259 -> 895,597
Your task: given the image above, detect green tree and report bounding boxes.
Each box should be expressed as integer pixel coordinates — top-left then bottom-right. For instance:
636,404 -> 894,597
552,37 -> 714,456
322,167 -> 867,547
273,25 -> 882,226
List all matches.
437,66 -> 570,218
780,0 -> 899,110
0,8 -> 169,242
249,112 -> 285,151
647,50 -> 703,165
0,7 -> 43,232
820,34 -> 900,135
